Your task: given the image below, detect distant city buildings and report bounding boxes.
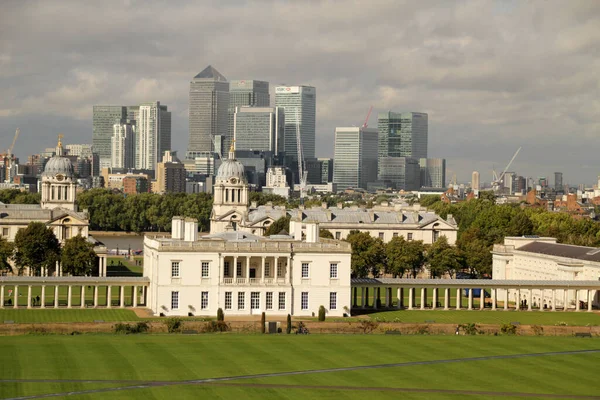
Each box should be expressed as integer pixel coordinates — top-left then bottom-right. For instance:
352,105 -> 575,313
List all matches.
93,106 -> 127,169
229,80 -> 270,154
333,127 -> 378,190
378,157 -> 420,190
419,158 -> 446,189
233,106 -> 284,155
136,101 -> 171,171
555,172 -> 563,191
111,121 -> 136,169
156,151 -> 186,194
275,85 -> 316,163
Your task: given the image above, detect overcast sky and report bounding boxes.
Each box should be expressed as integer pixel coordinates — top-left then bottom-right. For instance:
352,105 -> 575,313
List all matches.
1,0 -> 599,185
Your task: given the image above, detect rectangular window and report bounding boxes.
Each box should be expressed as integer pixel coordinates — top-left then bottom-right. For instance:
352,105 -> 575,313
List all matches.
433,231 -> 439,242
2,228 -> 8,237
301,292 -> 309,310
301,263 -> 309,278
238,292 -> 245,310
393,232 -> 398,238
224,261 -> 230,276
330,292 -> 337,310
264,262 -> 270,277
251,292 -> 260,309
171,261 -> 180,277
201,262 -> 209,278
236,262 -> 243,277
278,292 -> 286,310
330,263 -> 338,279
407,233 -> 413,241
171,291 -> 179,309
266,292 -> 273,310
335,232 -> 341,240
379,232 -> 384,240
201,291 -> 209,309
277,263 -> 284,278
225,292 -> 232,310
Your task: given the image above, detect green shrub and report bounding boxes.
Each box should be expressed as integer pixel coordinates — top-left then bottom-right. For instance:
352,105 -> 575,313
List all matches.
459,323 -> 479,335
359,320 -> 378,334
217,308 -> 224,322
114,321 -> 150,334
416,325 -> 430,335
318,305 -> 326,322
260,312 -> 266,334
165,318 -> 183,333
500,323 -> 518,335
286,314 -> 292,334
203,321 -> 231,333
531,325 -> 544,336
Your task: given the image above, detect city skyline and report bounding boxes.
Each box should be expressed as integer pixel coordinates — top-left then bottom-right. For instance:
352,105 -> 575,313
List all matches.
1,2 -> 599,184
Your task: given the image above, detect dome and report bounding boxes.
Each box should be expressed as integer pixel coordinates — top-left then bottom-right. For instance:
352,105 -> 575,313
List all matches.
216,158 -> 246,182
43,156 -> 74,177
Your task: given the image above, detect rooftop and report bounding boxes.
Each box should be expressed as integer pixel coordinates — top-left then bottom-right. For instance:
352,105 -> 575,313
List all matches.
517,241 -> 600,263
193,65 -> 227,81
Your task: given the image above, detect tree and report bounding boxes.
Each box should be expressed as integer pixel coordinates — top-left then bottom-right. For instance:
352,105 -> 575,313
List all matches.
260,312 -> 266,334
419,194 -> 441,207
0,236 -> 13,274
264,215 -> 291,236
319,229 -> 334,239
507,211 -> 534,237
345,231 -> 386,278
61,235 -> 97,276
286,314 -> 292,334
385,237 -> 425,278
217,308 -> 224,321
318,305 -> 326,321
13,222 -> 61,276
429,247 -> 465,278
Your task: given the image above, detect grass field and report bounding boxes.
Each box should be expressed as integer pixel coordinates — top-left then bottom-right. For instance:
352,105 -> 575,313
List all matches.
0,309 -> 140,323
0,335 -> 598,399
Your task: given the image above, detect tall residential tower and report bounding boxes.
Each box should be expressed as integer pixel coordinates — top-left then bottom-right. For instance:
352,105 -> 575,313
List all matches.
274,85 -> 316,162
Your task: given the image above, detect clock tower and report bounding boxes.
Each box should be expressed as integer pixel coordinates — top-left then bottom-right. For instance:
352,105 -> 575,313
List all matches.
40,135 -> 78,211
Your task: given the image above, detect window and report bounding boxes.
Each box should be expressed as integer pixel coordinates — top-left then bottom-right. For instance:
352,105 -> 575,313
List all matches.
330,263 -> 338,279
379,232 -> 384,240
301,292 -> 309,310
251,292 -> 260,309
301,263 -> 309,278
266,292 -> 273,310
225,292 -> 232,310
393,232 -> 398,238
171,291 -> 179,309
201,262 -> 209,278
433,231 -> 439,242
171,261 -> 180,277
407,233 -> 413,241
238,292 -> 245,309
278,292 -> 286,310
264,262 -> 270,277
335,232 -> 341,240
236,262 -> 243,277
224,261 -> 230,276
2,228 -> 8,237
201,291 -> 209,309
330,292 -> 337,310
277,262 -> 284,278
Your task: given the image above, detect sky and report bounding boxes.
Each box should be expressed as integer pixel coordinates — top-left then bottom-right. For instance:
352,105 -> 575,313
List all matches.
1,0 -> 599,185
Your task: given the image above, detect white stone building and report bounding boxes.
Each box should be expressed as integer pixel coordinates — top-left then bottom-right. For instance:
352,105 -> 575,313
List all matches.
143,149 -> 352,317
492,236 -> 600,309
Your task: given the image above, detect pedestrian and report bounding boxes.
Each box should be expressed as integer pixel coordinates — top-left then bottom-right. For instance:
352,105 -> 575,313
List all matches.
455,325 -> 460,335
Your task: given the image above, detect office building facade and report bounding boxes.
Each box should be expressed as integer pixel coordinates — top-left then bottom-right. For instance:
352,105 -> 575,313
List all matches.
229,80 -> 270,152
233,106 -> 284,155
111,122 -> 136,169
136,102 -> 171,171
419,158 -> 446,189
333,127 -> 378,190
379,157 -> 420,190
378,112 -> 428,162
275,85 -> 316,162
93,106 -> 127,169
472,171 -> 480,191
554,172 -> 563,190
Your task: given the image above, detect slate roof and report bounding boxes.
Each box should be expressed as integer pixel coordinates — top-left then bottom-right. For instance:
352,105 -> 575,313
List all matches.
517,241 -> 600,263
202,231 -> 266,242
193,65 -> 227,81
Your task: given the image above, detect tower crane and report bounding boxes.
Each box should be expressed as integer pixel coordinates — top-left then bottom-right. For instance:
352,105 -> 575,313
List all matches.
492,147 -> 521,191
6,128 -> 19,157
295,109 -> 308,201
362,106 -> 373,129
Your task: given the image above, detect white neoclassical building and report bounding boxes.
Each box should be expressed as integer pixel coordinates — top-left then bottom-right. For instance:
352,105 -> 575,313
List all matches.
143,148 -> 352,317
493,236 -> 600,309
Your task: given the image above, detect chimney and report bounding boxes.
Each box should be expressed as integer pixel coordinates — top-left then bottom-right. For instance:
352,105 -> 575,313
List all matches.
172,216 -> 184,240
305,222 -> 320,243
184,218 -> 198,241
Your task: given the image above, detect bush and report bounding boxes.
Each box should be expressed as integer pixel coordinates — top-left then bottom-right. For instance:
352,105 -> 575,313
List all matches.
500,323 -> 518,335
359,320 -> 379,334
459,323 -> 479,335
286,314 -> 292,334
318,305 -> 326,322
113,322 -> 150,334
531,325 -> 544,336
217,308 -> 224,322
260,312 -> 266,334
165,318 -> 183,333
203,321 -> 231,333
416,325 -> 430,335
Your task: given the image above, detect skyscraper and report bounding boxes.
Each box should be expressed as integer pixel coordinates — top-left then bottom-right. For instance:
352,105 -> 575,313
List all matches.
188,65 -> 229,157
333,127 -> 378,190
93,106 -> 127,169
275,85 -> 316,162
379,157 -> 420,190
378,111 -> 428,162
472,171 -> 480,191
419,158 -> 446,189
136,101 -> 171,171
111,121 -> 136,169
233,106 -> 284,155
229,80 -> 270,152
554,172 -> 563,190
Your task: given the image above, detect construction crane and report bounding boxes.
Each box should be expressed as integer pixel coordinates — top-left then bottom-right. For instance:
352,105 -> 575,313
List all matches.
362,105 -> 373,129
295,109 -> 308,201
6,128 -> 19,157
492,147 -> 522,191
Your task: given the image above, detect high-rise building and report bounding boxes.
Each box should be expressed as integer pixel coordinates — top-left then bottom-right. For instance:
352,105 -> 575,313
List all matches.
111,121 -> 136,169
156,151 -> 186,194
554,172 -> 563,190
333,127 -> 378,190
93,106 -> 127,169
419,158 -> 446,189
188,66 -> 229,157
319,157 -> 333,183
379,157 -> 420,190
378,112 -> 428,162
504,172 -> 516,195
65,144 -> 94,158
136,102 -> 171,171
233,106 -> 284,155
472,171 -> 480,191
275,85 -> 316,162
229,80 -> 270,152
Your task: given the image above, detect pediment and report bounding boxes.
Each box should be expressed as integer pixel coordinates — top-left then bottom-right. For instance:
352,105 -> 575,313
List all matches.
419,218 -> 456,230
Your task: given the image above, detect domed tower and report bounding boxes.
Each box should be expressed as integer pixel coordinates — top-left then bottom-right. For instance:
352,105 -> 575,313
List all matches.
41,135 -> 77,211
210,142 -> 249,234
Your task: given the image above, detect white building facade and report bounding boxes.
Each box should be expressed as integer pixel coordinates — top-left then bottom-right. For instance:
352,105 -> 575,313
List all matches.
111,122 -> 136,169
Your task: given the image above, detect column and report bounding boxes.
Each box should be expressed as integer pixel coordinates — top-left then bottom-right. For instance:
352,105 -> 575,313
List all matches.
54,285 -> 59,308
588,290 -> 593,312
420,288 -> 425,310
408,288 -> 414,310
67,286 -> 72,309
93,286 -> 98,308
456,288 -> 461,310
246,256 -> 250,283
575,290 -> 580,312
564,289 -> 569,311
552,289 -> 556,311
444,288 -> 449,310
365,288 -> 369,307
397,288 -> 402,309
479,288 -> 485,310
285,256 -> 291,283
261,257 -> 266,283
27,286 -> 32,309
13,286 -> 19,309
385,288 -> 390,308
432,288 -> 438,310
119,286 -> 125,308
539,289 -> 544,311
468,288 -> 473,310
373,288 -> 379,310
361,287 -> 366,309
352,287 -> 357,308
504,289 -> 509,310
133,286 -> 138,307
516,289 -> 521,310
107,286 -> 112,308
1,285 -> 5,309
491,288 -> 496,311
527,289 -> 532,311
80,286 -> 85,309
233,256 -> 238,281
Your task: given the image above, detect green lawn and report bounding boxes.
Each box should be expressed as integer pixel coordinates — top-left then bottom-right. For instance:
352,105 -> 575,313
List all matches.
368,309 -> 600,326
0,335 -> 598,399
107,256 -> 143,277
0,309 -> 139,323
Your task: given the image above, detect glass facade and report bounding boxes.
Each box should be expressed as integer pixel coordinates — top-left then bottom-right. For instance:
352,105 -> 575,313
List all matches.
333,127 -> 378,189
419,158 -> 446,189
378,112 -> 428,169
378,157 -> 420,190
93,106 -> 127,165
228,80 -> 270,155
233,107 -> 284,155
275,86 -> 316,162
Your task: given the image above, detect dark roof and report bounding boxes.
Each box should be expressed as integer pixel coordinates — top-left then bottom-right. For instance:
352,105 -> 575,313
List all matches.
517,241 -> 600,262
193,65 -> 227,81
